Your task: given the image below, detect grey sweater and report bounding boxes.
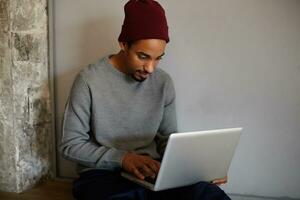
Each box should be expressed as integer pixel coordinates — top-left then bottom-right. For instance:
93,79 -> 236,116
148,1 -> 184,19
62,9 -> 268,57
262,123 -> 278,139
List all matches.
60,56 -> 177,172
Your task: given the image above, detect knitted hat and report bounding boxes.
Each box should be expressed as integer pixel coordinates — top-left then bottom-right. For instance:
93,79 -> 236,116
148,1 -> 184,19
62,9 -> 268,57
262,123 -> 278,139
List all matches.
118,0 -> 169,43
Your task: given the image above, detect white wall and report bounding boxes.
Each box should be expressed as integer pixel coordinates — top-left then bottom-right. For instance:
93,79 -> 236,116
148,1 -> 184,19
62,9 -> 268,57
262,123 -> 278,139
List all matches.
54,0 -> 300,198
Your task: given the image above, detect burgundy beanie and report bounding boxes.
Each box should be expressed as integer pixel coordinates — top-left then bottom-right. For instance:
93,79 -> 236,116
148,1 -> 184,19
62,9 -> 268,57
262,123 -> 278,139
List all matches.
118,0 -> 169,43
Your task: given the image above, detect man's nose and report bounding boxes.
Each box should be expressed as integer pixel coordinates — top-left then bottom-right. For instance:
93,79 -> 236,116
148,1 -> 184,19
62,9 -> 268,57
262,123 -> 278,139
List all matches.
144,61 -> 155,74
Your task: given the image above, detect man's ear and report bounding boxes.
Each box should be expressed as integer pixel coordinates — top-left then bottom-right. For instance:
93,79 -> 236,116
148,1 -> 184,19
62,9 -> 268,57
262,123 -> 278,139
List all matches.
119,42 -> 128,51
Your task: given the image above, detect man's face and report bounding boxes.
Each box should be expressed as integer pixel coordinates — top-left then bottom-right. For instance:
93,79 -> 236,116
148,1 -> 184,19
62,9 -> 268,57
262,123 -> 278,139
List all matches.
122,39 -> 167,82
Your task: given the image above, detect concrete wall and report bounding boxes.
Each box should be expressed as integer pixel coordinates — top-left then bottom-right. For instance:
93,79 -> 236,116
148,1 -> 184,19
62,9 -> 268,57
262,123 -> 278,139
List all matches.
0,0 -> 54,193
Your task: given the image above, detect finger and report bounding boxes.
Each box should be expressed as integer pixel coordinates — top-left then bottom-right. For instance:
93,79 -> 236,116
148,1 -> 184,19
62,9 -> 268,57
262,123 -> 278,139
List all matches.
212,176 -> 227,183
212,181 -> 221,185
217,181 -> 226,185
141,165 -> 155,177
151,160 -> 161,171
142,157 -> 160,174
147,161 -> 159,174
212,180 -> 227,185
133,168 -> 145,180
153,159 -> 161,167
219,178 -> 227,184
211,180 -> 221,184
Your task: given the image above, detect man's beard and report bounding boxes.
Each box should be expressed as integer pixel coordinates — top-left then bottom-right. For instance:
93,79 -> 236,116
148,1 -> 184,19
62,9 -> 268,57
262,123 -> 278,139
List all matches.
131,71 -> 149,82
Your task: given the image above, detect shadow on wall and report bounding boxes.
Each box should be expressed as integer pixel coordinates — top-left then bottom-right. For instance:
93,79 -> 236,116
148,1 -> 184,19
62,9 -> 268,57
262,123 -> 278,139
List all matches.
55,17 -> 120,178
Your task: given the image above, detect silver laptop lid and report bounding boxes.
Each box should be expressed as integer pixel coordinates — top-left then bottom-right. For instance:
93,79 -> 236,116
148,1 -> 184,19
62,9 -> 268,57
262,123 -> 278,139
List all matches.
154,127 -> 242,191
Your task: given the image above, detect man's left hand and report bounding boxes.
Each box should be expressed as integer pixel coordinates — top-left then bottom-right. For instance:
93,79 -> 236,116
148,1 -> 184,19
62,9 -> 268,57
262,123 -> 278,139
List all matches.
211,176 -> 228,186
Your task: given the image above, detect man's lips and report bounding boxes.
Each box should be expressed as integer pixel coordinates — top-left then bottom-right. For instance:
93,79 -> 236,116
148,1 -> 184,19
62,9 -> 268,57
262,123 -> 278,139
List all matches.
136,71 -> 149,79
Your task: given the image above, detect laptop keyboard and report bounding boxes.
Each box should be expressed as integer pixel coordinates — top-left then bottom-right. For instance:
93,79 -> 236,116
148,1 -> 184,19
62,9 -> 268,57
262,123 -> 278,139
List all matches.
144,176 -> 157,184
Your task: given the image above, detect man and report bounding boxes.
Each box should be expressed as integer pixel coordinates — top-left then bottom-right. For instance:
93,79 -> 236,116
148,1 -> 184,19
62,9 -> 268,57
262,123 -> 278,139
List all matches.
60,0 -> 229,199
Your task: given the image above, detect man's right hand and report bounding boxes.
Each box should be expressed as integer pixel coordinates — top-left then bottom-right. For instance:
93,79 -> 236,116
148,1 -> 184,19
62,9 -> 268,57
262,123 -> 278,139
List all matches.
122,152 -> 160,180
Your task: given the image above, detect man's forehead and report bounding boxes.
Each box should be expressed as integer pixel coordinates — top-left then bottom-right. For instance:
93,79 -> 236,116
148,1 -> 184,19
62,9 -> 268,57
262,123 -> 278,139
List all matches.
133,39 -> 167,46
131,39 -> 166,57
136,51 -> 165,58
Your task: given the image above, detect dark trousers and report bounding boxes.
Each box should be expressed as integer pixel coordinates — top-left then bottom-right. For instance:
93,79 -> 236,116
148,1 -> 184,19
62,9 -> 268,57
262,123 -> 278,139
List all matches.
73,170 -> 231,200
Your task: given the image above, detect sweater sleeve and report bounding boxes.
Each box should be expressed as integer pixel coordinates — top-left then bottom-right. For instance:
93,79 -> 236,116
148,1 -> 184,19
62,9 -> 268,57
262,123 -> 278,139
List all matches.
155,76 -> 178,156
59,73 -> 127,170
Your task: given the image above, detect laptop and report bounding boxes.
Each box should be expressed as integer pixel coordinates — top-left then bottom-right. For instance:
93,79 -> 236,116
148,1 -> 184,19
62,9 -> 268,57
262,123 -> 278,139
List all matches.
121,127 -> 242,191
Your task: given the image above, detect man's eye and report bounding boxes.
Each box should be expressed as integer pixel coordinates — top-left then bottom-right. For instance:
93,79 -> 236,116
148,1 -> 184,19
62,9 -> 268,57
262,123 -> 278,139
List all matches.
138,55 -> 147,60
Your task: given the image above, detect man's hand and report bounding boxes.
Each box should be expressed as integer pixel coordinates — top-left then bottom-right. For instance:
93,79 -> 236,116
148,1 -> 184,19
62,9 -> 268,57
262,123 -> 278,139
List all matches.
211,176 -> 228,186
122,152 -> 160,180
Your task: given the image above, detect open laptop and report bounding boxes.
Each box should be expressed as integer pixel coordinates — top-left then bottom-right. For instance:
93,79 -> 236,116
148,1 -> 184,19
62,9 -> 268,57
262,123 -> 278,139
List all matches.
121,127 -> 242,191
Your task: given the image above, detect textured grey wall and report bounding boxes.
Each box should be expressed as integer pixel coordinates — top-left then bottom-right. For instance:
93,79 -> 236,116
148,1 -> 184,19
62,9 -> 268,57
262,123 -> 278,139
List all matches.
54,0 -> 300,199
0,0 -> 16,192
0,0 -> 54,193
